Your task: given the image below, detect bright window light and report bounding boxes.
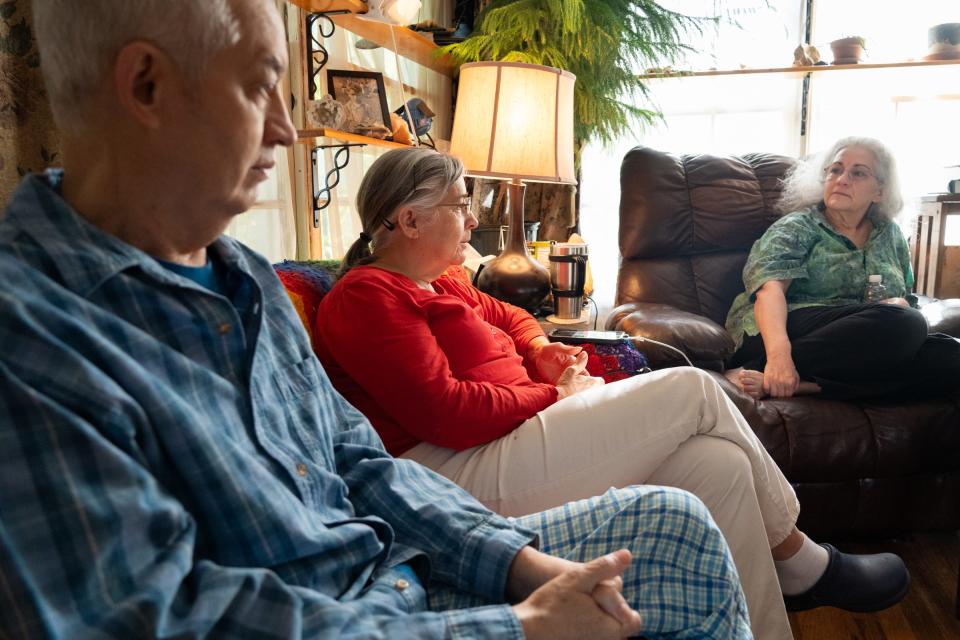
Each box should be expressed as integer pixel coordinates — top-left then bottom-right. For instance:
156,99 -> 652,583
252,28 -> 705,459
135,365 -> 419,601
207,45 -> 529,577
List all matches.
813,0 -> 959,62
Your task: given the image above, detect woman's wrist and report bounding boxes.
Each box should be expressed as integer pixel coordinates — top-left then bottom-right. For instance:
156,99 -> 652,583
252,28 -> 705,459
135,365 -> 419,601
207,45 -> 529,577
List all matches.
525,335 -> 550,360
764,337 -> 792,360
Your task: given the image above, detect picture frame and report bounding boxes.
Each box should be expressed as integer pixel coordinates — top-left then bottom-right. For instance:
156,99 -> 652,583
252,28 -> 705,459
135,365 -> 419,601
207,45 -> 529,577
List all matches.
326,70 -> 391,138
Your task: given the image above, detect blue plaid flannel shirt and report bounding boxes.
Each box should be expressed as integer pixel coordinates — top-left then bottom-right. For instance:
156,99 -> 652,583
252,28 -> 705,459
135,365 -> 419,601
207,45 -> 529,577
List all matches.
0,173 -> 536,639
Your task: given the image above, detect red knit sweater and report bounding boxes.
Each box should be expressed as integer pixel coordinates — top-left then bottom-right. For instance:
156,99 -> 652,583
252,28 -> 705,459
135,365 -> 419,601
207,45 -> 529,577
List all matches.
314,265 -> 557,455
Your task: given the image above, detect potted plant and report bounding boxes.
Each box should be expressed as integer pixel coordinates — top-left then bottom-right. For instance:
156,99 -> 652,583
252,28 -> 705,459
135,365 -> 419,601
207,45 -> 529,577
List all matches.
440,0 -> 723,237
927,23 -> 960,60
830,36 -> 866,65
442,0 -> 714,156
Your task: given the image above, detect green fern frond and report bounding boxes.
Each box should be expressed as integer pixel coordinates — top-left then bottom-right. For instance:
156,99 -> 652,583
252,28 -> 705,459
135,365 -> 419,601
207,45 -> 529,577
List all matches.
442,0 -> 758,151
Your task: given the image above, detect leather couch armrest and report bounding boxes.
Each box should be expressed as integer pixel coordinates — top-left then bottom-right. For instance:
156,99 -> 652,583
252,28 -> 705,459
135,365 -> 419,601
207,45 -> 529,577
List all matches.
917,297 -> 960,337
606,302 -> 735,371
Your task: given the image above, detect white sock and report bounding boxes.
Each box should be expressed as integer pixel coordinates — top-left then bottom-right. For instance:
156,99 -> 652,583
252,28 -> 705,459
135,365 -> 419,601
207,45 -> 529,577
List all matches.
774,534 -> 830,595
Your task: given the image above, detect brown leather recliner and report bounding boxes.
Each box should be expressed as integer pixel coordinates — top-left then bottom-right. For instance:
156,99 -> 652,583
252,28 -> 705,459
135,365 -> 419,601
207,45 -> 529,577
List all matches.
608,146 -> 960,539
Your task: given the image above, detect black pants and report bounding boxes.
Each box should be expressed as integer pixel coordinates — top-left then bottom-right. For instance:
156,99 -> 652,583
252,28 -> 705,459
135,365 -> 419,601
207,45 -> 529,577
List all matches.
728,303 -> 960,400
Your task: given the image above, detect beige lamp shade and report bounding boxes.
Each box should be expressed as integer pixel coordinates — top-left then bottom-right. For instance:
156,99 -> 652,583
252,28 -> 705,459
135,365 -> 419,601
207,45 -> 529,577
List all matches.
449,61 -> 576,184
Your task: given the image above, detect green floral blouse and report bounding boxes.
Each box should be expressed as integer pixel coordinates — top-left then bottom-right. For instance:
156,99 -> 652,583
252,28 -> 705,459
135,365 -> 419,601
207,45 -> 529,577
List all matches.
725,206 -> 915,350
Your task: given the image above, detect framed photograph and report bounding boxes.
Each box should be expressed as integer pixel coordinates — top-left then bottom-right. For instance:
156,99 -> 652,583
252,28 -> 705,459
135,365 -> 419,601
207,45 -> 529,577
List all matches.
326,70 -> 391,137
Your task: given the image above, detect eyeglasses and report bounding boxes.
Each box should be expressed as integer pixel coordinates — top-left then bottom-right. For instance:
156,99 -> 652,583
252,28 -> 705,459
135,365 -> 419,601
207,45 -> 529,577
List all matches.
379,200 -> 472,231
435,201 -> 472,216
823,165 -> 877,182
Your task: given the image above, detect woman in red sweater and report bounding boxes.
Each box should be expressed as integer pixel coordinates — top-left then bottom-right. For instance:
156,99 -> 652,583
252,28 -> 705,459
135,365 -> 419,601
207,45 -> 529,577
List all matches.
314,148 -> 907,636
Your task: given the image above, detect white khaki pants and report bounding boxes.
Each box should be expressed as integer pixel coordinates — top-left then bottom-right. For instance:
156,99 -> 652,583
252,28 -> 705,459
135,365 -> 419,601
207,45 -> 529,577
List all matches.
402,366 -> 800,640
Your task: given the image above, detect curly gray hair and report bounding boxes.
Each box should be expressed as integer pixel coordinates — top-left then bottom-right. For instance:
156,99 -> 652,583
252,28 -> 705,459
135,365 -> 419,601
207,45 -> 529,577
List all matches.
32,0 -> 243,130
779,136 -> 904,219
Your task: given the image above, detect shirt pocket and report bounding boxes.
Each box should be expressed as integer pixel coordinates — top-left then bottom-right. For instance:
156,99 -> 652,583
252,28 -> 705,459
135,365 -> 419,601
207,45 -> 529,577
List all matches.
259,355 -> 335,464
271,354 -> 324,402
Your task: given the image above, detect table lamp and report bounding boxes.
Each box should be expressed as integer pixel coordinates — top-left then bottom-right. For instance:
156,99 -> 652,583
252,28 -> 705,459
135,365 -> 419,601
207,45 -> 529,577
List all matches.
449,61 -> 576,311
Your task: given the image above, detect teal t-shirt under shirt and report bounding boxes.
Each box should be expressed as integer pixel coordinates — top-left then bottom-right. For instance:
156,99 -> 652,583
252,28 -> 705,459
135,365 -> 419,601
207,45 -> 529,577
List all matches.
157,256 -> 226,295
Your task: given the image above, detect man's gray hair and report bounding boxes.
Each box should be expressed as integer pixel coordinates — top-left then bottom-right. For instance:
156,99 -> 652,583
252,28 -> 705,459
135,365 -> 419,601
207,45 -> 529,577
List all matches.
779,136 -> 904,219
32,0 -> 242,128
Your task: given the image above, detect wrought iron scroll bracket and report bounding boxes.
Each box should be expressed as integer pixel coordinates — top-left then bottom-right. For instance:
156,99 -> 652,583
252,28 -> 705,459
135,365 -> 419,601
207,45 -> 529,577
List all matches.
306,11 -> 350,99
311,143 -> 365,228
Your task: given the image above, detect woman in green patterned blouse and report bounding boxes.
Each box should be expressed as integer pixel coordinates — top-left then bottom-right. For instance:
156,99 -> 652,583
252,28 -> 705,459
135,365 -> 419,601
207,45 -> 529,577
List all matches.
724,136 -> 960,400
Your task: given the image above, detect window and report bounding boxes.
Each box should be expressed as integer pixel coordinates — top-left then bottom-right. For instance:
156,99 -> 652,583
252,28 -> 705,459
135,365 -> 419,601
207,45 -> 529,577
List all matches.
224,1 -> 299,263
581,0 -> 802,311
224,147 -> 298,264
581,1 -> 960,311
806,65 -> 960,206
809,1 -> 960,241
812,0 -> 958,63
224,1 -> 454,261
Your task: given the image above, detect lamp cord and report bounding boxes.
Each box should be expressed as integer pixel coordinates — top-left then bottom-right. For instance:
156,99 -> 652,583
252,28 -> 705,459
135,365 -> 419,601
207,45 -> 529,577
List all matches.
389,25 -> 419,147
585,295 -> 599,330
584,295 -> 694,367
630,336 -> 694,368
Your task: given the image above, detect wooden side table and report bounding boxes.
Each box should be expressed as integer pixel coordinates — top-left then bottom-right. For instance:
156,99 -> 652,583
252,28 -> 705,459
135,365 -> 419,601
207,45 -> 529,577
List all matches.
912,195 -> 960,298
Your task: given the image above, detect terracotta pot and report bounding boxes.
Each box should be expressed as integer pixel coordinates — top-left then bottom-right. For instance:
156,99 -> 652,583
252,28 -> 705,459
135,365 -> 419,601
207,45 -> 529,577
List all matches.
929,23 -> 960,46
830,37 -> 865,64
926,23 -> 960,60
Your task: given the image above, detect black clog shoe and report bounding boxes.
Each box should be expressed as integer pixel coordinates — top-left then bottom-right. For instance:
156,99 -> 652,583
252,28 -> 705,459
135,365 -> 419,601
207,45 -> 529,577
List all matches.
784,543 -> 911,613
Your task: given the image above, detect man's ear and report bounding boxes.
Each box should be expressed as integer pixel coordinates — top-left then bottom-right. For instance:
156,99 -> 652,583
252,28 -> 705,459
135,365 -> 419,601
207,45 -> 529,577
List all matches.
113,41 -> 174,129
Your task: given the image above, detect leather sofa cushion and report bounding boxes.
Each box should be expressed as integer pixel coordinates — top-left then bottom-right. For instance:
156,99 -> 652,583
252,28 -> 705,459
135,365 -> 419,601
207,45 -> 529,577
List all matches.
608,302 -> 733,371
618,148 -> 795,327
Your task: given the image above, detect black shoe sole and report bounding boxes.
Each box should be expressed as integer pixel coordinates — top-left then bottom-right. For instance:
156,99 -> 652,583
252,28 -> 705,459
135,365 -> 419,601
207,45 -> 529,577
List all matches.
785,570 -> 911,613
784,544 -> 912,613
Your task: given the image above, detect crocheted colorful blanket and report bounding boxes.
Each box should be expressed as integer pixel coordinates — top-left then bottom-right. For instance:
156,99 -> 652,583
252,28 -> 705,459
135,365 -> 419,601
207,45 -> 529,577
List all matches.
579,342 -> 651,383
273,260 -> 337,350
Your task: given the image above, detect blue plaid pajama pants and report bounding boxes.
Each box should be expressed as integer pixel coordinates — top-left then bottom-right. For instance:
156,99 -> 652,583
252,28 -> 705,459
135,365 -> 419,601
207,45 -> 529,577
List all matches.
430,486 -> 753,639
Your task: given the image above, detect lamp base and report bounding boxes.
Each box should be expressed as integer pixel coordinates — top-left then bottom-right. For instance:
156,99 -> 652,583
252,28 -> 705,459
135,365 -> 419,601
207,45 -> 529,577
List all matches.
474,178 -> 550,312
476,250 -> 550,312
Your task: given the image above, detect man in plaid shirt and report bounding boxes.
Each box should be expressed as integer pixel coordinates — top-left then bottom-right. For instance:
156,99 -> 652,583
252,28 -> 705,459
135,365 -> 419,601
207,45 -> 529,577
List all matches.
0,1 -> 752,638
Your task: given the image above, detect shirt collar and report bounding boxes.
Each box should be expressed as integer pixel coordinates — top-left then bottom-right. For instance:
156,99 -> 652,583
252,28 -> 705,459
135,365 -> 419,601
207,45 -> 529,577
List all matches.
3,171 -> 253,298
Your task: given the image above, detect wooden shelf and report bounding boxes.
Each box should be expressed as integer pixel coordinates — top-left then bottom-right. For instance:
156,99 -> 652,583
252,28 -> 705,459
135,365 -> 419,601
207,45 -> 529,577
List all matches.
290,0 -> 455,243
291,3 -> 454,77
332,14 -> 454,77
640,58 -> 960,79
296,128 -> 409,148
288,0 -> 367,12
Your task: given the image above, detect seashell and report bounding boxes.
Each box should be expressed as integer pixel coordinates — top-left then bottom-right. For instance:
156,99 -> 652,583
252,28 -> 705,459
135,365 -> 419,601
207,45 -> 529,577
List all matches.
307,95 -> 347,130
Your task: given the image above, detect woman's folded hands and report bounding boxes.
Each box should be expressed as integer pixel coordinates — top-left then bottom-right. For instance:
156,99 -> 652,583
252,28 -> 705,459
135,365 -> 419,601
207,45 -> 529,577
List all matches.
555,351 -> 605,400
525,336 -> 603,399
